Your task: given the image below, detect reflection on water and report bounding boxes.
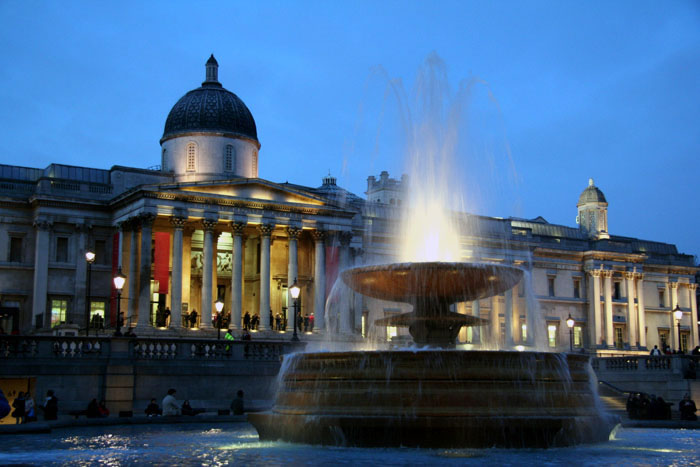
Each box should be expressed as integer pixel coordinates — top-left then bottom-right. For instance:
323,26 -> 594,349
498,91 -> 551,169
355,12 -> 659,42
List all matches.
0,423 -> 697,466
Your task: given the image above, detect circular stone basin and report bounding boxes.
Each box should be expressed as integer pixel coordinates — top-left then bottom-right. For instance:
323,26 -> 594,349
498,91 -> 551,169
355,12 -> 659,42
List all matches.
341,262 -> 523,304
248,350 -> 618,448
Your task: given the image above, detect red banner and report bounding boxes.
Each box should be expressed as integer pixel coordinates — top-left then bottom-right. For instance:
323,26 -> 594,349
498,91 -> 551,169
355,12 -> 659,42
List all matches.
154,232 -> 170,294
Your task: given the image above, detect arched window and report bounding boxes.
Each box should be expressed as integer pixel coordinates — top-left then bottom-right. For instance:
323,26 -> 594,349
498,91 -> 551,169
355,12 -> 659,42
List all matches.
225,145 -> 234,172
186,143 -> 196,172
161,148 -> 167,171
252,150 -> 258,176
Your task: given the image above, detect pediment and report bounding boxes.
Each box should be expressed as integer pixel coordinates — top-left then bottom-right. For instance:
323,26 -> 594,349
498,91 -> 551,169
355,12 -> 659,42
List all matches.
162,179 -> 325,206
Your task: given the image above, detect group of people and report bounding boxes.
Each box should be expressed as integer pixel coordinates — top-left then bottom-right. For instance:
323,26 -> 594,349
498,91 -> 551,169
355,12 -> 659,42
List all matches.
626,392 -> 673,420
144,388 -> 246,417
649,344 -> 700,356
0,389 -> 58,424
183,310 -> 199,328
154,306 -> 171,328
86,398 -> 109,418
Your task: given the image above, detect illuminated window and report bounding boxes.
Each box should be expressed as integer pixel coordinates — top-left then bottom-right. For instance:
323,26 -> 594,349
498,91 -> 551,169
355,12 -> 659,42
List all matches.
573,326 -> 583,348
547,324 -> 558,347
361,311 -> 368,338
50,299 -> 68,327
225,145 -> 234,171
615,327 -> 624,349
658,329 -> 669,349
386,325 -> 398,341
521,323 -> 527,342
90,301 -> 106,328
186,143 -> 196,172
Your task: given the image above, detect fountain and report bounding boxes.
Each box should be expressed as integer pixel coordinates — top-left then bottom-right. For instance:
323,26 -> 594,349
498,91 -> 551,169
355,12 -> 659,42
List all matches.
249,261 -> 617,448
249,55 -> 617,448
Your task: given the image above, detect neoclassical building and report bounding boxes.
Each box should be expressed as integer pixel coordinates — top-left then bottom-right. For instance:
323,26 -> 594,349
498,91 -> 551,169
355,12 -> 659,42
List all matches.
0,56 -> 696,354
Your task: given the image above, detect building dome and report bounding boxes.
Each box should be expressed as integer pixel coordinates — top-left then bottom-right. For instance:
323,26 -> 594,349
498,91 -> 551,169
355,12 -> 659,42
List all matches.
161,54 -> 259,146
577,178 -> 607,206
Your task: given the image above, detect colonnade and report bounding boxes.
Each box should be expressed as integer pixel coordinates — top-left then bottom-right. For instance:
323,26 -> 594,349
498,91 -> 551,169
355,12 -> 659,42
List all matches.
118,212 -> 353,332
587,268 -> 698,350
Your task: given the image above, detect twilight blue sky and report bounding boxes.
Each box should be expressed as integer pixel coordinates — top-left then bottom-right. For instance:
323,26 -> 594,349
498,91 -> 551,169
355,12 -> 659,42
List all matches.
0,1 -> 698,259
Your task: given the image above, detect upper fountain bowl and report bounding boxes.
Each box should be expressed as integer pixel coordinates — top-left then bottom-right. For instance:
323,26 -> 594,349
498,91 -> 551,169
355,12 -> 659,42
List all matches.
341,262 -> 523,304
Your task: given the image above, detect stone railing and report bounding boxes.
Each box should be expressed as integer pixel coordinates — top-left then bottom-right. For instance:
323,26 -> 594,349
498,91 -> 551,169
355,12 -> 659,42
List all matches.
0,335 -> 302,362
592,355 -> 697,379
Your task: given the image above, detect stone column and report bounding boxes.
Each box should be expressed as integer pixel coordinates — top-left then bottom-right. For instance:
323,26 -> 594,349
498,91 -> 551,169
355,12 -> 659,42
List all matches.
212,232 -> 220,308
32,219 -> 52,327
636,273 -> 647,349
670,282 -> 679,350
230,222 -> 246,330
603,270 -> 614,348
589,270 -> 602,347
169,216 -> 186,328
625,272 -> 637,348
127,221 -> 138,327
286,226 -> 301,332
472,299 -> 481,344
137,213 -> 155,329
73,223 -> 89,328
504,288 -> 513,347
200,219 -> 217,329
312,229 -> 326,332
689,284 -> 698,349
258,224 -> 273,331
182,227 -> 193,320
338,231 -> 353,334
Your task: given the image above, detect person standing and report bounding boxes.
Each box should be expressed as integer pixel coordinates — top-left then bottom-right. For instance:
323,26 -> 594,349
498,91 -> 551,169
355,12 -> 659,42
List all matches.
189,310 -> 198,329
679,393 -> 697,421
24,393 -> 35,423
42,390 -> 58,421
11,391 -> 25,424
230,390 -> 245,415
650,345 -> 661,356
162,388 -> 181,416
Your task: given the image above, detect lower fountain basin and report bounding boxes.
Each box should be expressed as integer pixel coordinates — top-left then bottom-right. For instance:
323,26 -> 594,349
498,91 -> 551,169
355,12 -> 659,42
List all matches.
248,350 -> 618,448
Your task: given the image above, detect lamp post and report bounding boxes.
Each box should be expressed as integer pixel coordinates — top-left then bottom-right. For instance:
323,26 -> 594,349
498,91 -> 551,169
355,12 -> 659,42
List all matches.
215,300 -> 224,340
290,280 -> 301,342
566,314 -> 575,352
113,269 -> 126,336
85,250 -> 95,335
673,304 -> 683,353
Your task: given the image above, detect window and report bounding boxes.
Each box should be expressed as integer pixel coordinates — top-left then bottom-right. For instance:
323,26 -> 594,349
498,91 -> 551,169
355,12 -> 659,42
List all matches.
680,333 -> 689,353
521,323 -> 527,342
90,301 -> 106,329
361,311 -> 368,338
547,324 -> 558,348
573,279 -> 581,299
615,327 -> 624,349
613,281 -> 621,300
55,237 -> 68,262
94,239 -> 106,265
161,148 -> 167,171
225,145 -> 234,171
548,276 -> 555,297
186,143 -> 196,172
573,326 -> 583,348
658,290 -> 665,308
9,236 -> 22,262
386,325 -> 398,341
658,329 -> 669,349
50,299 -> 68,327
252,151 -> 258,175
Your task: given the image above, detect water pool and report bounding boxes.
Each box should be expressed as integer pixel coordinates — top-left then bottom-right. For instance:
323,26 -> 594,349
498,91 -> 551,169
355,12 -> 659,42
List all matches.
0,423 -> 697,466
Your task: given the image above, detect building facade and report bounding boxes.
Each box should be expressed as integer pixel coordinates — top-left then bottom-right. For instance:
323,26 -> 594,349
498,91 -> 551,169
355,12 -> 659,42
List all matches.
0,56 -> 696,354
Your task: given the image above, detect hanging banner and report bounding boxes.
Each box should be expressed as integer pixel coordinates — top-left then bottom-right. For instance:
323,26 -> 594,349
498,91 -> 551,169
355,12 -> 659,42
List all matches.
154,232 -> 171,294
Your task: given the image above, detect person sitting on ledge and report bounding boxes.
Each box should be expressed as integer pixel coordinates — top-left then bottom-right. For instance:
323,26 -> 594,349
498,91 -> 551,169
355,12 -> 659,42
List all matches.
679,393 -> 697,421
86,398 -> 100,418
181,400 -> 204,416
98,400 -> 109,418
231,390 -> 245,415
162,389 -> 180,416
144,398 -> 161,417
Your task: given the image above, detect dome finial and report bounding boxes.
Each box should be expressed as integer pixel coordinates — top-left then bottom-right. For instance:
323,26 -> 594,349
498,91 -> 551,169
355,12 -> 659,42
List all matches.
588,178 -> 594,187
204,54 -> 220,86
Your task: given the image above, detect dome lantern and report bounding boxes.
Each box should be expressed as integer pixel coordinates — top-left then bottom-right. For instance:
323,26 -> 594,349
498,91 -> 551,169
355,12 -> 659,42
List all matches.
576,178 -> 609,240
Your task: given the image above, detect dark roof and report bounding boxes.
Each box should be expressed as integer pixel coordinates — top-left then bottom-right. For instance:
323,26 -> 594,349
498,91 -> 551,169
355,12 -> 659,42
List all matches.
206,54 -> 218,66
578,179 -> 607,205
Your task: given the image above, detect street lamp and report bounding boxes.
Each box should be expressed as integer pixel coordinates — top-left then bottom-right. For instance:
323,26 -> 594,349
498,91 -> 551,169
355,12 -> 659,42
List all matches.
113,269 -> 126,336
673,304 -> 683,353
289,280 -> 301,342
566,314 -> 575,352
215,300 -> 224,340
85,250 -> 95,335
